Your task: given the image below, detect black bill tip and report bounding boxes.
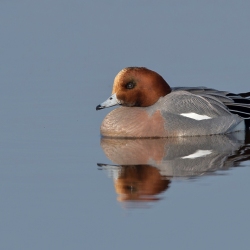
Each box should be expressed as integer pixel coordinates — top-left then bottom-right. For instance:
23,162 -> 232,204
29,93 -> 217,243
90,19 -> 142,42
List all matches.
96,104 -> 104,110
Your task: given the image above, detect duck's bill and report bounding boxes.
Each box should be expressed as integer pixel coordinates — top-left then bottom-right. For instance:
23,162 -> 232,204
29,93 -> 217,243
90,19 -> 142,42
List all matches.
96,93 -> 121,110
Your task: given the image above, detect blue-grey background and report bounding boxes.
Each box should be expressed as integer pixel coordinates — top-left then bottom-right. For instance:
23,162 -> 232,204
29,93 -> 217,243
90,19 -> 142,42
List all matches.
0,1 -> 250,249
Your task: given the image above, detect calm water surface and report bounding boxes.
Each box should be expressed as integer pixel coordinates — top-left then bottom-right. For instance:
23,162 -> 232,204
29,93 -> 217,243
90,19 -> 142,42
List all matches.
1,1 -> 250,250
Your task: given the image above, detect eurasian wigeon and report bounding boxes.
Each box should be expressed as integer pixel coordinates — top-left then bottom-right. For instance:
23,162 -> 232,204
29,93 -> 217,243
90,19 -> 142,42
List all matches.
96,67 -> 250,137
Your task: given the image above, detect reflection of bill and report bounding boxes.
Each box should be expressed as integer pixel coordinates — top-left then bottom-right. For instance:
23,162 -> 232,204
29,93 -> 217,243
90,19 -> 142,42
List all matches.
98,132 -> 250,204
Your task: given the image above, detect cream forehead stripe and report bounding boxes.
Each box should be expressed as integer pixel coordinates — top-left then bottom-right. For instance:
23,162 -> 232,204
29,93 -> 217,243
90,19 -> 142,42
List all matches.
180,113 -> 212,120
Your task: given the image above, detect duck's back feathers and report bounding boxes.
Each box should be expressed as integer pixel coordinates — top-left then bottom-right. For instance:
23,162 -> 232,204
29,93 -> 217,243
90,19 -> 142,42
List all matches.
173,87 -> 250,130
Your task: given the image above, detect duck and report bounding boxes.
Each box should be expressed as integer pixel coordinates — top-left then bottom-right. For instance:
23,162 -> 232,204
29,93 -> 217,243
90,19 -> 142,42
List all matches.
96,67 -> 250,138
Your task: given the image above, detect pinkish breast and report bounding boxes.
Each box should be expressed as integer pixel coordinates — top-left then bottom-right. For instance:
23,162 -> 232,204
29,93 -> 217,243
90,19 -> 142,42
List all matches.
100,107 -> 168,138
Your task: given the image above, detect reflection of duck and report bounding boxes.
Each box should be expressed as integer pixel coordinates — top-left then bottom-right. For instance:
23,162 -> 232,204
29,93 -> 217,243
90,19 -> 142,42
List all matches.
96,67 -> 250,137
98,132 -> 250,204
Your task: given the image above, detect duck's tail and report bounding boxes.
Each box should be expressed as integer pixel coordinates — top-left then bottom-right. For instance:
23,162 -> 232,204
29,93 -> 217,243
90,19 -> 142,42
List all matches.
226,92 -> 250,130
238,92 -> 250,129
239,92 -> 250,98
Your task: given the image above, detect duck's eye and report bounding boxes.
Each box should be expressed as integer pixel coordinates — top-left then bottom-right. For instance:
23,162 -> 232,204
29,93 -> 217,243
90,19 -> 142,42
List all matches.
125,82 -> 135,89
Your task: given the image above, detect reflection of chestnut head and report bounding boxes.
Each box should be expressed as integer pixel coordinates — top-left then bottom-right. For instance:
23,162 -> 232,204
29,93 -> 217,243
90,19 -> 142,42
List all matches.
114,165 -> 170,202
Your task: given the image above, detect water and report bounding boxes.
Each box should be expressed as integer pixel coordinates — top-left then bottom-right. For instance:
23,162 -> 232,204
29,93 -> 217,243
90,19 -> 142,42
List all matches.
0,1 -> 250,250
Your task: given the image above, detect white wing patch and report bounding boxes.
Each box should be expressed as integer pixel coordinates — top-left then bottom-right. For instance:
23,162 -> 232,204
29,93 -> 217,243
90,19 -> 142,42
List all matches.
180,112 -> 212,120
181,150 -> 212,159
